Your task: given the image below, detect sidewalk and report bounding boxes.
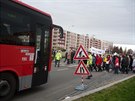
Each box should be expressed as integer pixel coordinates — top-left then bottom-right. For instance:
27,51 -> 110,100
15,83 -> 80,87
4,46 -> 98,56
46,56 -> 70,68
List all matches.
61,71 -> 135,101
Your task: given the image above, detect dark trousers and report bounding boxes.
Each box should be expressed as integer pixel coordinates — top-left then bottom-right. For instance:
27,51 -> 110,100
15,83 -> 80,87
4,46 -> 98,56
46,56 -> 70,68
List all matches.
102,62 -> 106,70
133,67 -> 135,73
106,64 -> 110,72
129,65 -> 133,71
97,65 -> 102,72
121,66 -> 128,74
67,59 -> 70,64
55,60 -> 60,67
64,58 -> 67,62
126,68 -> 128,74
114,67 -> 119,74
87,65 -> 92,78
92,64 -> 97,71
71,58 -> 74,64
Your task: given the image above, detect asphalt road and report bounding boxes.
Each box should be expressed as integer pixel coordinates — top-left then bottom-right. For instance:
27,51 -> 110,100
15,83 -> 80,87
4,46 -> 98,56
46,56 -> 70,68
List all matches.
12,63 -> 80,101
12,62 -> 134,101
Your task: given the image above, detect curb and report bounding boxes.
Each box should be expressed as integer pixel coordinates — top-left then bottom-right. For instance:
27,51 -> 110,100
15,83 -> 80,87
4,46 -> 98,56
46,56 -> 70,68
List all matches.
62,74 -> 135,101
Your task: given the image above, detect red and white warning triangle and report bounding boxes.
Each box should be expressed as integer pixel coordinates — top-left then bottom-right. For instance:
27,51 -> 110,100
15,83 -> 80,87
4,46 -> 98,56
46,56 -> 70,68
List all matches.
73,45 -> 89,60
74,61 -> 90,75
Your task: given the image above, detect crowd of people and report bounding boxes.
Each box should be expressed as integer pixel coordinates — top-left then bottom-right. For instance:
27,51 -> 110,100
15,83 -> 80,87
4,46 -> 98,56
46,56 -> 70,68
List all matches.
87,52 -> 135,73
52,49 -> 135,78
52,49 -> 76,67
85,51 -> 135,79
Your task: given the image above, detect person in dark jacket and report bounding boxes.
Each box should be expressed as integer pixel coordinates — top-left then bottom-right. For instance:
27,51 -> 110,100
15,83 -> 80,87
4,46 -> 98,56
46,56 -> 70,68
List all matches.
121,54 -> 129,74
92,54 -> 97,72
129,55 -> 133,71
64,51 -> 68,62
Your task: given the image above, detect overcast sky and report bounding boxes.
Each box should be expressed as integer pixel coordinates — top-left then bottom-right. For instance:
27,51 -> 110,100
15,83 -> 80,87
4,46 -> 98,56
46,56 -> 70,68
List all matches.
21,0 -> 135,46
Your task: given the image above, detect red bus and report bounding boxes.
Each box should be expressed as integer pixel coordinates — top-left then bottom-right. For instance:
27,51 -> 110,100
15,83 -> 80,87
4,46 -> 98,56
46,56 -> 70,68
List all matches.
0,0 -> 63,101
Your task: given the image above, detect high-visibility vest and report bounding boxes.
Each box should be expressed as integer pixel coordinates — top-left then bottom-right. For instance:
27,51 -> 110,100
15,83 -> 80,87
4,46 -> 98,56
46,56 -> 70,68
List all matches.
87,54 -> 93,65
55,52 -> 62,60
103,57 -> 107,62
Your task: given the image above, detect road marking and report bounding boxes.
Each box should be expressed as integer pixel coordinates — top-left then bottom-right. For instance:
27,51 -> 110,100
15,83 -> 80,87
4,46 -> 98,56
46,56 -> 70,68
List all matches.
68,65 -> 78,67
57,68 -> 68,71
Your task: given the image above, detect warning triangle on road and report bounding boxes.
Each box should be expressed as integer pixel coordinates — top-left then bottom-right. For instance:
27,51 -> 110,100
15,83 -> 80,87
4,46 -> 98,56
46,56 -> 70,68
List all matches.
73,45 -> 89,60
74,61 -> 90,75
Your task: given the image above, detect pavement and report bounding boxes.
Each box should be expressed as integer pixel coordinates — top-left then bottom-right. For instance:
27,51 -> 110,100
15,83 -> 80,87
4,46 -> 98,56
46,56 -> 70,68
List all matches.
62,74 -> 135,101
52,59 -> 135,101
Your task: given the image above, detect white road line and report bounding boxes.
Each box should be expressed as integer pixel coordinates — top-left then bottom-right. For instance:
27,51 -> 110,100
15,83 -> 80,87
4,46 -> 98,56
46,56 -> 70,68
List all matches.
57,68 -> 69,71
67,65 -> 78,67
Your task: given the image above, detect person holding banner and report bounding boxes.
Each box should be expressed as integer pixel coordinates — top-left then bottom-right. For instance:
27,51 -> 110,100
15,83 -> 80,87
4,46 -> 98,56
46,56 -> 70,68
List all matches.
86,51 -> 93,79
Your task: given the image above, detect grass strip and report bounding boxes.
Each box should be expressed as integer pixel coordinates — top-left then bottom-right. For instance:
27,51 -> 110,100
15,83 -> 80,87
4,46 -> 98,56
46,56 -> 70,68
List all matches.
74,77 -> 135,101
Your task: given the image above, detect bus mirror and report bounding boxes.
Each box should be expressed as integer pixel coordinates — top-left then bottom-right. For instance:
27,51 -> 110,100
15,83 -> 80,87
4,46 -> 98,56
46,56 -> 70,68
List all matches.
53,24 -> 63,38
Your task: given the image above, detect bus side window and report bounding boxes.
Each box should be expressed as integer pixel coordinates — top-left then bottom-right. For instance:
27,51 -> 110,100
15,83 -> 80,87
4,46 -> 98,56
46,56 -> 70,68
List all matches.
0,24 -> 9,36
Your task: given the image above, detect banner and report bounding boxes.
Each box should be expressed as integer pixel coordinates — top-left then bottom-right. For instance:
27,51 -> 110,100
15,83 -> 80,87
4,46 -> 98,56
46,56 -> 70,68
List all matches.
90,47 -> 105,54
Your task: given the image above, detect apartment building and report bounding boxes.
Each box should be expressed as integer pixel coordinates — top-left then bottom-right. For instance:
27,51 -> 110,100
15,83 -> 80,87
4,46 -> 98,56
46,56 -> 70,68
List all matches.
77,34 -> 85,48
89,36 -> 102,49
66,31 -> 77,50
52,28 -> 66,49
84,34 -> 90,50
101,40 -> 113,51
52,29 -> 113,51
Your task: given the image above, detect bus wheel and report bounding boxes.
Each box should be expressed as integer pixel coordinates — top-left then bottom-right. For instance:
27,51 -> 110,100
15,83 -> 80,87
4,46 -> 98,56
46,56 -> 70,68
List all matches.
0,73 -> 16,101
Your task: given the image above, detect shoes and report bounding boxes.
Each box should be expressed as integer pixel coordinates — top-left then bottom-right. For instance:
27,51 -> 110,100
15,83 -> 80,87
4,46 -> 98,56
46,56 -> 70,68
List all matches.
86,77 -> 90,79
90,75 -> 92,77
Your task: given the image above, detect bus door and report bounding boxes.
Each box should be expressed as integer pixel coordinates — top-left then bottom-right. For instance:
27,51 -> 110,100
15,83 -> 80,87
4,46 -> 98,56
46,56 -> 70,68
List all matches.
32,24 -> 51,86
